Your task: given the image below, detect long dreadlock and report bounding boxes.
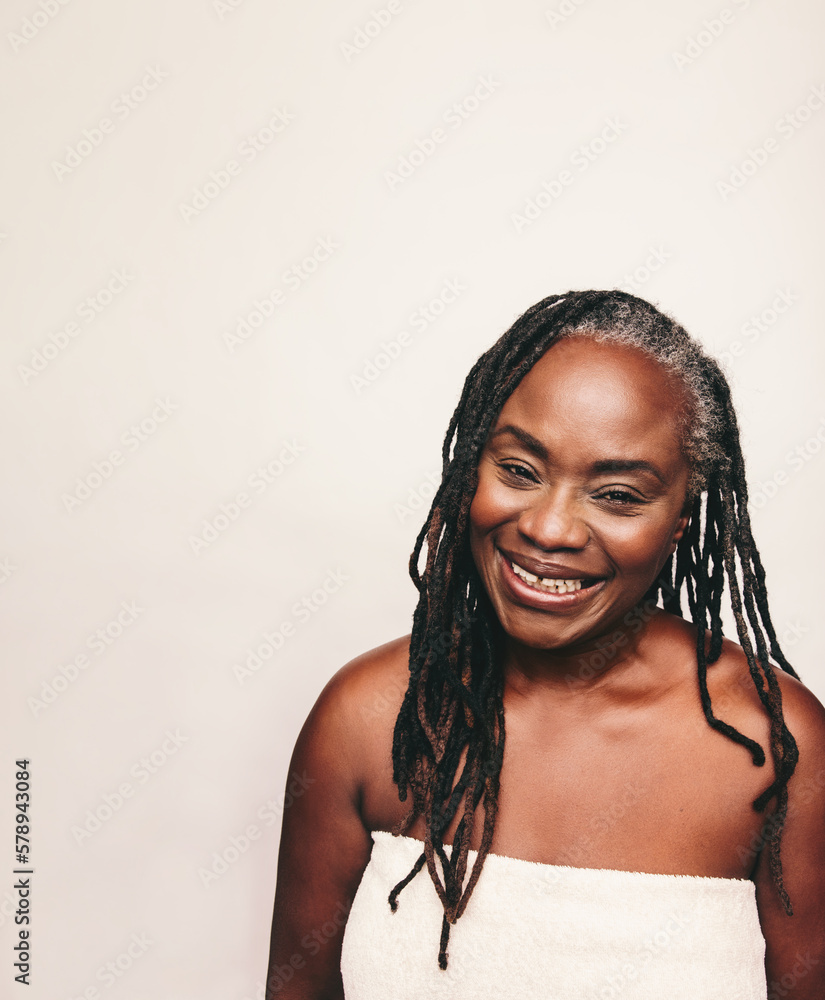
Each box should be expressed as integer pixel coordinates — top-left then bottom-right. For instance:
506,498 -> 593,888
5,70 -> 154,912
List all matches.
388,290 -> 800,968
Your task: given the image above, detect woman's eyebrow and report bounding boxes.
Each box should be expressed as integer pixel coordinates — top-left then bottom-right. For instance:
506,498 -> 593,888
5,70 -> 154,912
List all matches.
488,426 -> 668,485
591,459 -> 667,485
488,424 -> 548,458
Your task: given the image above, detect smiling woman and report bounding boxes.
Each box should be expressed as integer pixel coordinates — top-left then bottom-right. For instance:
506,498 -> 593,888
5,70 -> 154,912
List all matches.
266,290 -> 825,1000
469,337 -> 694,651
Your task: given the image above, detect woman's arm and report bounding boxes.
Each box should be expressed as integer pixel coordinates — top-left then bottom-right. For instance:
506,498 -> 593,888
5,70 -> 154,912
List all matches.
265,661 -> 376,1000
754,673 -> 825,999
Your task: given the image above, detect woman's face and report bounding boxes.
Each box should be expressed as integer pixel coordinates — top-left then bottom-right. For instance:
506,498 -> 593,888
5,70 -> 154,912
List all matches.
469,335 -> 692,654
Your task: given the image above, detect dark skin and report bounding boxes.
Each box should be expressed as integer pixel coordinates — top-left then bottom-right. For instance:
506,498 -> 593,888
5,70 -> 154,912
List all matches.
267,337 -> 825,999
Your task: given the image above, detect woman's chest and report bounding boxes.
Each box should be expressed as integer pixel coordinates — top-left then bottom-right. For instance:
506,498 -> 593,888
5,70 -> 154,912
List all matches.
361,693 -> 775,879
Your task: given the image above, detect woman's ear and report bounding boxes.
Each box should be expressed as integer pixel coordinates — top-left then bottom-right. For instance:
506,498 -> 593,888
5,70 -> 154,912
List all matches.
668,508 -> 690,556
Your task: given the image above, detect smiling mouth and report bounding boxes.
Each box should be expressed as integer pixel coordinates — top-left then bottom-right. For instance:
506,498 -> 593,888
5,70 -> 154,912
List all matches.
506,557 -> 599,595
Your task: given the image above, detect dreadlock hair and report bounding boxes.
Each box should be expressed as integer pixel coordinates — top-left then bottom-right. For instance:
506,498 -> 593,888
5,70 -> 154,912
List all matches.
388,289 -> 800,969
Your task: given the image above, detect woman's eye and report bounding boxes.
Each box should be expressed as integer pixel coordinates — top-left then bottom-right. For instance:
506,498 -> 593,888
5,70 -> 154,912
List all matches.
596,489 -> 645,505
499,462 -> 535,482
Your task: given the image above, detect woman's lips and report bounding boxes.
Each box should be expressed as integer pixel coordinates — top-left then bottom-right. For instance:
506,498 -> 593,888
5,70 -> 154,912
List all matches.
497,549 -> 605,610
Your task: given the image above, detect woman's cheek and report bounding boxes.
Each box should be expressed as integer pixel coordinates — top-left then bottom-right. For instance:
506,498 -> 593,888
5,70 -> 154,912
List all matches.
470,476 -> 519,530
607,515 -> 676,577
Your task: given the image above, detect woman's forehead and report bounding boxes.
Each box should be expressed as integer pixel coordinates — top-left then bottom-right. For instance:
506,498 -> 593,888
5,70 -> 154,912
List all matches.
492,335 -> 690,455
505,335 -> 686,409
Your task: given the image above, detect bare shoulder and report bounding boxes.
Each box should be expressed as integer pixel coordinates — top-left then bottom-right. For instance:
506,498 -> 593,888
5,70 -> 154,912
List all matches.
772,667 -> 825,748
315,632 -> 411,728
772,668 -> 825,803
293,634 -> 412,781
702,633 -> 825,771
322,633 -> 411,704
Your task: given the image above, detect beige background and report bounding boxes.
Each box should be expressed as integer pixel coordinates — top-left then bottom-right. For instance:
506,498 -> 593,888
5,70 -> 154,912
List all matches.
3,1 -> 824,997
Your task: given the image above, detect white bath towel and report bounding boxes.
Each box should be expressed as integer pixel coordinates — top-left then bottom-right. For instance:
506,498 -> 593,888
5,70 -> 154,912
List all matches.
340,831 -> 767,999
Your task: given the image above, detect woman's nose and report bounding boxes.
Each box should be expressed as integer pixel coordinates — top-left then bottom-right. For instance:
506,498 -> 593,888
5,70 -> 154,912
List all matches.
517,488 -> 590,551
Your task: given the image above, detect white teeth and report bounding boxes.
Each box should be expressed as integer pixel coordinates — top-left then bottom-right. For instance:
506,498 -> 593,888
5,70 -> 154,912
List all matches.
508,559 -> 584,594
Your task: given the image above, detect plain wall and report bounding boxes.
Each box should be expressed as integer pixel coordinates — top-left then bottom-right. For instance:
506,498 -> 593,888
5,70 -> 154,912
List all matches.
3,1 -> 824,997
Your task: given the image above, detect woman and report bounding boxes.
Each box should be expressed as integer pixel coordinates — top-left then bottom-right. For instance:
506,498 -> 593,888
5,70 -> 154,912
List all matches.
266,291 -> 825,999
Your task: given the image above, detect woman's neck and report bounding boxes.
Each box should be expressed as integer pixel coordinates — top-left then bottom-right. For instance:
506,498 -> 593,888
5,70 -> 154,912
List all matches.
500,606 -> 687,700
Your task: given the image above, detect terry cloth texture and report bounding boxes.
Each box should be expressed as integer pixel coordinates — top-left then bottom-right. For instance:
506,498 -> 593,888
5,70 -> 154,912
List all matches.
340,830 -> 767,1000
